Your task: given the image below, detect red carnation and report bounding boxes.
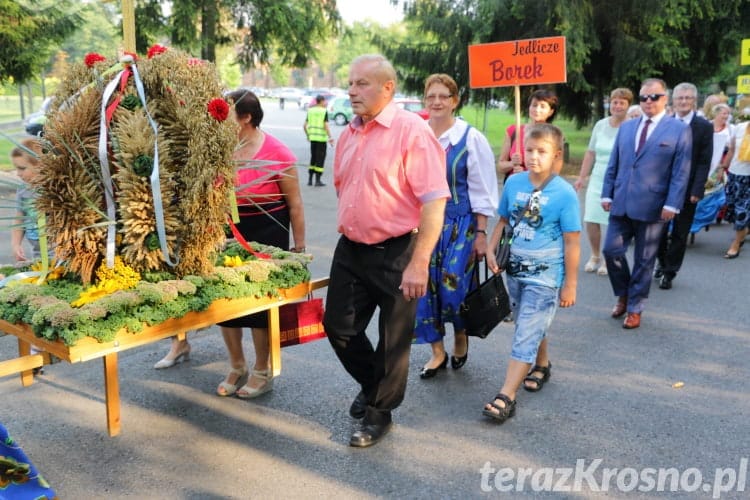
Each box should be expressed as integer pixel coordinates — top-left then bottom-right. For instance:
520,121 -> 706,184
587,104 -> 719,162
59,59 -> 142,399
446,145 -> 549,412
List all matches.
147,44 -> 168,59
207,98 -> 230,122
84,53 -> 107,68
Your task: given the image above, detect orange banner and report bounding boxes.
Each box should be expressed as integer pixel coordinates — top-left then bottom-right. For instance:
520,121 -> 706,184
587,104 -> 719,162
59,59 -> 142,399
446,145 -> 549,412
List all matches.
468,36 -> 567,88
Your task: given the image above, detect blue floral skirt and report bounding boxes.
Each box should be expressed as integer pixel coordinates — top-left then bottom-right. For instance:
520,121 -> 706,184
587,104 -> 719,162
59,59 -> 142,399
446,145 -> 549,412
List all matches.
725,173 -> 750,231
0,422 -> 56,499
414,213 -> 477,344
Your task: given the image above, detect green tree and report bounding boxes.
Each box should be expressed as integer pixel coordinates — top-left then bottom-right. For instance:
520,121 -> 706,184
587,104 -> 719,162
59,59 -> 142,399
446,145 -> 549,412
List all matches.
59,2 -> 119,62
136,0 -> 340,67
0,0 -> 80,84
384,0 -> 750,125
233,0 -> 340,68
335,22 -> 381,85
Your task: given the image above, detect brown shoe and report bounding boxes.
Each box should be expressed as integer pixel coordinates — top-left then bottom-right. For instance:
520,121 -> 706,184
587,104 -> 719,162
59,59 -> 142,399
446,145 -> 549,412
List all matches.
622,312 -> 641,329
611,296 -> 627,318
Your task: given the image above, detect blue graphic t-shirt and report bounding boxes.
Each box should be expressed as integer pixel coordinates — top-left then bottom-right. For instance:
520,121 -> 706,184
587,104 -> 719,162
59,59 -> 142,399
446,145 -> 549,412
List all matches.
498,173 -> 581,288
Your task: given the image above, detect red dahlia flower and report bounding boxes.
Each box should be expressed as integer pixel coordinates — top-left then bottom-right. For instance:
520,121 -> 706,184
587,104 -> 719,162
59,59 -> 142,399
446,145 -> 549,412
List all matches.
147,44 -> 168,59
207,98 -> 230,121
84,53 -> 107,67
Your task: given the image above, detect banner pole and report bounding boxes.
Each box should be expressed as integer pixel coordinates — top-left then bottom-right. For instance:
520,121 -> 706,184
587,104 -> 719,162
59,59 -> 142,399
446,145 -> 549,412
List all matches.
121,0 -> 136,53
514,85 -> 521,153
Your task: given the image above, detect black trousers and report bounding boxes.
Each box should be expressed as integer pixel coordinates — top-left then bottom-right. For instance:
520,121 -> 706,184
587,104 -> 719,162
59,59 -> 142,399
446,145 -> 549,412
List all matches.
657,201 -> 698,278
309,141 -> 327,173
323,233 -> 417,423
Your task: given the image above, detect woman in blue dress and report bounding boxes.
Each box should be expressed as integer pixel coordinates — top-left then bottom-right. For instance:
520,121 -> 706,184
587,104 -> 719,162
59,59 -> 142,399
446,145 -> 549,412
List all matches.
414,74 -> 498,378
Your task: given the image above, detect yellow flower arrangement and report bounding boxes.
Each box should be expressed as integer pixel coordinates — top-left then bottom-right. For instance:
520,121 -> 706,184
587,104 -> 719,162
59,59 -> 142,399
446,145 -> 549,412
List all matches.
18,260 -> 65,285
71,257 -> 141,308
223,255 -> 245,268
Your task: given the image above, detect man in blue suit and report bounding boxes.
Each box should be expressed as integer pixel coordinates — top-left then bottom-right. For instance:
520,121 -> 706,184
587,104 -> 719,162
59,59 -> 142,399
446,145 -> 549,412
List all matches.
601,78 -> 692,329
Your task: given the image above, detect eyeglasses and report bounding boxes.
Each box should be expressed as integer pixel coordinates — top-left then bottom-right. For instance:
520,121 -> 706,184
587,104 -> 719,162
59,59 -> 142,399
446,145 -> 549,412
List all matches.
425,94 -> 453,102
638,94 -> 665,102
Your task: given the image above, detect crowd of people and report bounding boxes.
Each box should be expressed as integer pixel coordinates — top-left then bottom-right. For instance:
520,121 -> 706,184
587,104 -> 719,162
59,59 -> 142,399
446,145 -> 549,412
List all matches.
9,53 -> 749,449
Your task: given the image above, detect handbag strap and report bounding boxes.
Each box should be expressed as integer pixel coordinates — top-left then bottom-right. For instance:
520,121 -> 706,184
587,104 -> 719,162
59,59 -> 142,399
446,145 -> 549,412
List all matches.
471,259 -> 495,286
510,173 -> 557,229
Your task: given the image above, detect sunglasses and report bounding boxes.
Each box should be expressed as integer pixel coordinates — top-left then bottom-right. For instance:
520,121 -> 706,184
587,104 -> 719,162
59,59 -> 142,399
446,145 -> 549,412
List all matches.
639,94 -> 665,102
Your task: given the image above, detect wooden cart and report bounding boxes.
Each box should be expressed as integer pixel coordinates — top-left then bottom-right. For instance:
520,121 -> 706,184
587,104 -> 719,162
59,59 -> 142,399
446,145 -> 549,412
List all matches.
0,278 -> 328,436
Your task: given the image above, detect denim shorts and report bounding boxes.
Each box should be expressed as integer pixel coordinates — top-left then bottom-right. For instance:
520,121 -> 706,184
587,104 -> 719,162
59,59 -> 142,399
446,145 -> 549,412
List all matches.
506,275 -> 559,363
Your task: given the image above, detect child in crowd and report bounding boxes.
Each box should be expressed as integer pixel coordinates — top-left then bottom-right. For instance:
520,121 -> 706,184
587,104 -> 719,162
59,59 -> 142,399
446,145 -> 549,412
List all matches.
11,138 -> 43,263
10,138 -> 46,370
484,124 -> 581,422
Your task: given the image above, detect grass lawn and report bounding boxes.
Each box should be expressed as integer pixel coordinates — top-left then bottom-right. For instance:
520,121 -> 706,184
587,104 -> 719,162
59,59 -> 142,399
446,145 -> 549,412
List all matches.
0,128 -> 25,172
0,95 -> 47,172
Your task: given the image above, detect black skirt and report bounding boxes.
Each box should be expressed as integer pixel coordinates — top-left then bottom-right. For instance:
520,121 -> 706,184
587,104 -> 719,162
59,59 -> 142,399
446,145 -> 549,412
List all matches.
217,205 -> 290,329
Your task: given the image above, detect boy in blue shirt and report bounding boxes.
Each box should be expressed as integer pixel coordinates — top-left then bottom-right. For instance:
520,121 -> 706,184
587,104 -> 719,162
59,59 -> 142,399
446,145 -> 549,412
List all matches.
484,123 -> 581,422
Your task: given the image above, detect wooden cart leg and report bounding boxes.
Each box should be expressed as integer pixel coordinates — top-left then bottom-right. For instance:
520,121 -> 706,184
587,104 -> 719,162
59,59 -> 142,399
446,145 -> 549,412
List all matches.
103,353 -> 121,437
268,306 -> 281,377
18,338 -> 34,387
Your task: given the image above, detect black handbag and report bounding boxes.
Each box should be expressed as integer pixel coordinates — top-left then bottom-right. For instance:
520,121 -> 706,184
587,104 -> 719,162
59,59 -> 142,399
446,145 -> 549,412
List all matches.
460,262 -> 511,338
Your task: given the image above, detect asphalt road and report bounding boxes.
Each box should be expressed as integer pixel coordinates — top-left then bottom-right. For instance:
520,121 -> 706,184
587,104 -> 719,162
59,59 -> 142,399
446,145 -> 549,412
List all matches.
1,103 -> 749,499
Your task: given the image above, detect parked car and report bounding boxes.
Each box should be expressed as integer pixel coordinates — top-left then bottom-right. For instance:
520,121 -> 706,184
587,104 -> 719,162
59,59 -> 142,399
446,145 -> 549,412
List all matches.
328,96 -> 353,125
276,87 -> 306,107
395,98 -> 428,119
23,97 -> 53,136
303,91 -> 336,110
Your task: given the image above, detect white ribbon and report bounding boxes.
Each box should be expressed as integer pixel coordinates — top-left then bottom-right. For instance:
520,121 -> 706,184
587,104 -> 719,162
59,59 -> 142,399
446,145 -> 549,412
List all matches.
98,71 -> 122,268
131,64 -> 178,266
0,272 -> 41,289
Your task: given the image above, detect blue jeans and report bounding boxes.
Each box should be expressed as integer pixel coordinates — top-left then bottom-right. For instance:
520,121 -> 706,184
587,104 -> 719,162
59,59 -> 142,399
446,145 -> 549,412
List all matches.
506,275 -> 559,363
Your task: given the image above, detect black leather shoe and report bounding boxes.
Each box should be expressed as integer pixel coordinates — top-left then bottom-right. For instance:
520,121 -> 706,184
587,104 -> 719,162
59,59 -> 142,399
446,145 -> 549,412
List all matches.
451,337 -> 468,369
349,391 -> 366,419
420,353 -> 448,379
653,268 -> 663,279
450,353 -> 468,370
349,420 -> 393,448
659,275 -> 673,290
315,180 -> 326,187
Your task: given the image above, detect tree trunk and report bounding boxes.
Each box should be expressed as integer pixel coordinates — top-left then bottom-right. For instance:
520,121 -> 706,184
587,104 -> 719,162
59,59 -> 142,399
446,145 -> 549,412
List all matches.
19,85 -> 26,119
201,0 -> 217,63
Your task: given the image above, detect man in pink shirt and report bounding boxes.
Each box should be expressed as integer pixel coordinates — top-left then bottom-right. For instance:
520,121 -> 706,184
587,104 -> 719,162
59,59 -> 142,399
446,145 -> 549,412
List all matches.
324,54 -> 450,447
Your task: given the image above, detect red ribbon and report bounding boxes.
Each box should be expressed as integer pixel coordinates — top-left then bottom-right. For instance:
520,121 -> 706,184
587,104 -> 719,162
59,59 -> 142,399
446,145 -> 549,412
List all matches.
227,216 -> 272,259
105,67 -> 132,125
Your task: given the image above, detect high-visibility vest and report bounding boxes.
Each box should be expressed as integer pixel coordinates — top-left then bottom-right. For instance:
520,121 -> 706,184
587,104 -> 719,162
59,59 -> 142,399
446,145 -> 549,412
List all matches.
306,106 -> 328,142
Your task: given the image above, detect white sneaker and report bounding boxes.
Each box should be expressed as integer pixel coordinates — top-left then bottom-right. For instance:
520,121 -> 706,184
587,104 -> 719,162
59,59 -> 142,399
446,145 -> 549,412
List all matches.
597,265 -> 608,276
584,256 -> 601,273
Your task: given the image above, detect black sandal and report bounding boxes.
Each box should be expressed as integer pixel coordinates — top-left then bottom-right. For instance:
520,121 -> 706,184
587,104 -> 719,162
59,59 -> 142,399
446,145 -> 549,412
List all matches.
523,362 -> 551,392
482,393 -> 516,422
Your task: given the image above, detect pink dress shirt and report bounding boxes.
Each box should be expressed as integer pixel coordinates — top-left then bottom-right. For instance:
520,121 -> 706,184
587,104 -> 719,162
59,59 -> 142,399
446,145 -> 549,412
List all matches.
333,102 -> 450,244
